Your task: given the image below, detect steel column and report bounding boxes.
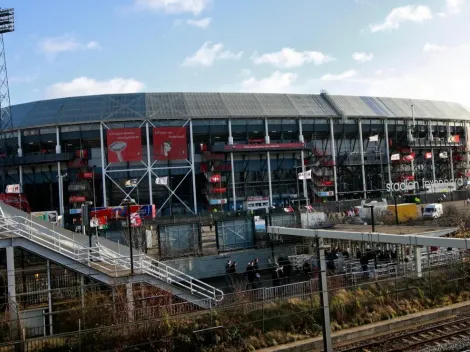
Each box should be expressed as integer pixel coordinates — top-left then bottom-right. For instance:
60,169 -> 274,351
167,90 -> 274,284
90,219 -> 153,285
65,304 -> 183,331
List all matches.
55,126 -> 61,154
358,120 -> 367,199
46,260 -> 53,334
329,118 -> 338,201
465,122 -> 470,171
431,148 -> 436,182
384,120 -> 392,194
57,162 -> 64,227
299,118 -> 308,204
315,236 -> 333,352
265,118 -> 273,207
145,122 -> 153,206
414,246 -> 422,278
228,119 -> 237,210
189,119 -> 198,214
100,123 -> 107,207
17,129 -> 22,157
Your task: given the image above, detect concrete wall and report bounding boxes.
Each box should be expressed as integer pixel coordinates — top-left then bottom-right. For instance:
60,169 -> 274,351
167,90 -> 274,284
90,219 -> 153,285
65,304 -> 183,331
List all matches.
163,245 -> 298,279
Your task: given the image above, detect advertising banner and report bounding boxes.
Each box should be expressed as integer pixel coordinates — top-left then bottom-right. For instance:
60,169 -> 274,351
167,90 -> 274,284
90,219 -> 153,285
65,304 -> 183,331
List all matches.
222,142 -> 305,152
5,184 -> 21,193
91,204 -> 156,220
153,127 -> 188,160
31,211 -> 58,224
209,199 -> 227,205
107,128 -> 142,163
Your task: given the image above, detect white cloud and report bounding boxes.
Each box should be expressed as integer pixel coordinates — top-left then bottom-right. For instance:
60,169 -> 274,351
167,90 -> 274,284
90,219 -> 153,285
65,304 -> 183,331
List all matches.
321,70 -> 358,81
134,0 -> 210,15
38,34 -> 101,56
423,43 -> 448,52
251,48 -> 335,68
370,5 -> 432,32
438,0 -> 465,16
352,52 -> 374,63
186,17 -> 212,28
241,71 -> 298,93
182,42 -> 242,67
45,77 -> 145,99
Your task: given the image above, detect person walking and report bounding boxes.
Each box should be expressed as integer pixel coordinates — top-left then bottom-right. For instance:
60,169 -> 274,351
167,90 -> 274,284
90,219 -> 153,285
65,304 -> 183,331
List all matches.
246,261 -> 256,289
253,258 -> 261,284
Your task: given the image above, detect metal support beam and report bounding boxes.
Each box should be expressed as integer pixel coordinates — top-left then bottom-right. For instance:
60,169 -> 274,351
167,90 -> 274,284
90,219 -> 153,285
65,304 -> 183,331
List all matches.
265,118 -> 273,207
100,123 -> 107,207
358,120 -> 367,199
228,119 -> 237,210
189,119 -> 198,214
384,120 -> 392,195
315,236 -> 333,352
299,118 -> 308,205
431,148 -> 436,182
57,162 -> 65,227
46,260 -> 53,335
329,118 -> 338,201
146,122 -> 153,206
267,226 -> 466,248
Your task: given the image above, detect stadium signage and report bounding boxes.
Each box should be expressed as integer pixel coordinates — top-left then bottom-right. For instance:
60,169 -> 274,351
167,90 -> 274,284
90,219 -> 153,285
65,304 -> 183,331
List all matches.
222,142 -> 305,151
386,178 -> 464,192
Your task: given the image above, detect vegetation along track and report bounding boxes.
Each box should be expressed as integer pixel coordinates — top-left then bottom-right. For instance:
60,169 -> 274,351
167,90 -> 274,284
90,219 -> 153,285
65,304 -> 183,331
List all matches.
338,314 -> 470,352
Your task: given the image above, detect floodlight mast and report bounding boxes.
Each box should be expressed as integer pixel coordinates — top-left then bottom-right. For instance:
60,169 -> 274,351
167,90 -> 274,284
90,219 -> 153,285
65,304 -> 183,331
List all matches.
0,8 -> 14,190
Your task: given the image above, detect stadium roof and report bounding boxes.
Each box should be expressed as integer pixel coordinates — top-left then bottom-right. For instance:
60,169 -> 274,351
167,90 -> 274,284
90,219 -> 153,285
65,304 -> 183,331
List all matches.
9,92 -> 470,129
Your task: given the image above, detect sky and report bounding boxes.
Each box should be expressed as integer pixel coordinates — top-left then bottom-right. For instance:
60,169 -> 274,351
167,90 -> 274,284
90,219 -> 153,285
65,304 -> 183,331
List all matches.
3,0 -> 470,108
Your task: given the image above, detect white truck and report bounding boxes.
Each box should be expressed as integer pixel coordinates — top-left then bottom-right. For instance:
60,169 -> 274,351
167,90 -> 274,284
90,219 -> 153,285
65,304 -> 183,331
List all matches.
422,203 -> 443,219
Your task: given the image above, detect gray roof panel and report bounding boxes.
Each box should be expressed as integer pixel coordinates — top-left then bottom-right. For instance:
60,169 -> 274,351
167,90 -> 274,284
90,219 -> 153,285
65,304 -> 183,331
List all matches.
254,93 -> 298,117
183,93 -> 229,118
219,93 -> 264,117
8,93 -> 470,130
287,94 -> 338,117
146,93 -> 189,119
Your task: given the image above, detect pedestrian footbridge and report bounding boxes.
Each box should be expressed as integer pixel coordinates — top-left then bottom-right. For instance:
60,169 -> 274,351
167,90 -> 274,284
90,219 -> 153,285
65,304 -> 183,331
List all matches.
0,202 -> 223,307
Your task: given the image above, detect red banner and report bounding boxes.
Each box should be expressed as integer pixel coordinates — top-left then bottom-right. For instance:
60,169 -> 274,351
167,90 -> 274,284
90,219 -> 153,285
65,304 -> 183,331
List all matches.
210,174 -> 221,183
69,196 -> 86,203
107,128 -> 142,163
153,127 -> 188,160
212,188 -> 227,193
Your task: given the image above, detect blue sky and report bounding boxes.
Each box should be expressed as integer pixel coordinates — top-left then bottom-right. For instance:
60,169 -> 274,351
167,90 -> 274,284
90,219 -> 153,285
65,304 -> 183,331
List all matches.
3,0 -> 470,107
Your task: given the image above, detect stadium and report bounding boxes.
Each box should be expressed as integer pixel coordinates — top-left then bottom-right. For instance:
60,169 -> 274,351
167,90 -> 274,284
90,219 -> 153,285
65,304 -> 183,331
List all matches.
1,91 -> 470,222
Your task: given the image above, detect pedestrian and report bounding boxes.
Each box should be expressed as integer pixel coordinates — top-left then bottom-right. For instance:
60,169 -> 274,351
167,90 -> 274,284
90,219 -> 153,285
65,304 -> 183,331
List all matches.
246,261 -> 256,289
225,260 -> 233,289
421,206 -> 424,217
209,222 -> 213,231
253,258 -> 261,284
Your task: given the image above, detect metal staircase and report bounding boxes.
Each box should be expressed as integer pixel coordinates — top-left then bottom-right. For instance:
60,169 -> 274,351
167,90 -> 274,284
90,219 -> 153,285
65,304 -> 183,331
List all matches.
0,202 -> 223,307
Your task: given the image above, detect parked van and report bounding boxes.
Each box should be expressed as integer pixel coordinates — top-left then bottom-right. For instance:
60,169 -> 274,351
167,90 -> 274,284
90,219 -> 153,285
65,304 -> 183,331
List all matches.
422,203 -> 443,219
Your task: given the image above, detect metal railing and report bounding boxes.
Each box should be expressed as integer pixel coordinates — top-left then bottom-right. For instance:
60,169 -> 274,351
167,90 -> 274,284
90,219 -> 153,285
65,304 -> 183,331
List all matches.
0,215 -> 223,303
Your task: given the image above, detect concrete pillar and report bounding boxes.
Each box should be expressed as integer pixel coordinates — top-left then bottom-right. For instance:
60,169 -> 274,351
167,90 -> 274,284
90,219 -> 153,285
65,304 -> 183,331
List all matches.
449,148 -> 454,180
17,130 -> 22,157
126,283 -> 134,322
315,237 -> 332,352
358,120 -> 367,199
6,247 -> 18,328
431,148 -> 436,182
329,118 -> 338,201
414,246 -> 422,278
265,118 -> 273,207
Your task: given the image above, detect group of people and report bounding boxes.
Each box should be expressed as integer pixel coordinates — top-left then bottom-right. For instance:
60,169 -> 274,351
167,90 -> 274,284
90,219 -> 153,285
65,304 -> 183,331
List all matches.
225,258 -> 261,290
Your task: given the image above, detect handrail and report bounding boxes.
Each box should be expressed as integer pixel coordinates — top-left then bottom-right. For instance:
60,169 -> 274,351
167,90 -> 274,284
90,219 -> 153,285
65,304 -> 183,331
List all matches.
0,215 -> 223,302
96,243 -> 224,301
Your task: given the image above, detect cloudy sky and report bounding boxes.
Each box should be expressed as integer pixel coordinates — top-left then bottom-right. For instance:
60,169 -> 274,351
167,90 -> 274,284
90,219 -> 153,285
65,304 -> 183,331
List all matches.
4,0 -> 470,107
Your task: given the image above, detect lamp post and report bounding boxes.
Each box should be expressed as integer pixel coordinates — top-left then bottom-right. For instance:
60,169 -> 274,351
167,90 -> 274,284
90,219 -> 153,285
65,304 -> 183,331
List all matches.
122,198 -> 134,275
393,194 -> 401,226
92,165 -> 98,237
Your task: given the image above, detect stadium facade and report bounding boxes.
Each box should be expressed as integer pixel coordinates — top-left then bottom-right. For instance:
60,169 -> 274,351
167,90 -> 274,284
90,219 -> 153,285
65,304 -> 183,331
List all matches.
1,91 -> 470,220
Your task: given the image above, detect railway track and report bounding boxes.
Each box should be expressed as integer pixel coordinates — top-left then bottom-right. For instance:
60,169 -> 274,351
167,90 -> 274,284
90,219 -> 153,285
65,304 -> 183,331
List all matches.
338,315 -> 470,352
